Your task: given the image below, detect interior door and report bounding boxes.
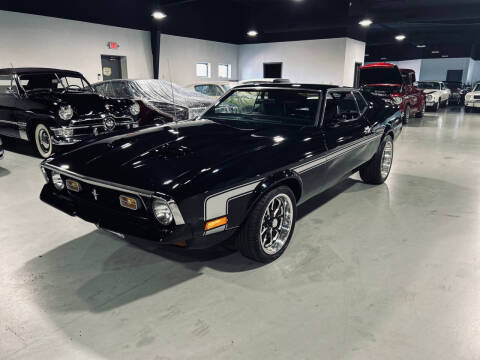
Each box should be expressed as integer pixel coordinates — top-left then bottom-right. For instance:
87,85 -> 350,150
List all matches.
101,56 -> 122,80
263,63 -> 282,78
322,90 -> 370,187
446,70 -> 463,83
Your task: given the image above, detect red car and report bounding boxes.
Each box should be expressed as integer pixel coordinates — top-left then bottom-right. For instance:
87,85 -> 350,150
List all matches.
360,63 -> 425,123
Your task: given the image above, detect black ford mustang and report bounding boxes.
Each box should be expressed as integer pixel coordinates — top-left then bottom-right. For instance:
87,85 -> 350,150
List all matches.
40,84 -> 402,262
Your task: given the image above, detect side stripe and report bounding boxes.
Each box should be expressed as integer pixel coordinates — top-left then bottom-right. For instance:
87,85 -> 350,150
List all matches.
292,134 -> 382,174
204,180 -> 262,221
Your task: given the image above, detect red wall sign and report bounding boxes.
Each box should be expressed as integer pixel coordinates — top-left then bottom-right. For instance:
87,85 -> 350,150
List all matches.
107,42 -> 119,49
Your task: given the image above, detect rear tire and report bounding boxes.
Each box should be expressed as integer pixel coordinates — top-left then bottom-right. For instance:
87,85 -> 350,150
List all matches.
34,123 -> 53,158
236,186 -> 296,263
359,135 -> 394,185
403,106 -> 410,124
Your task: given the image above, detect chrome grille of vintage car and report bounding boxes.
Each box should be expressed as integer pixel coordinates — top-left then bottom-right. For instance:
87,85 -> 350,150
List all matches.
474,95 -> 480,100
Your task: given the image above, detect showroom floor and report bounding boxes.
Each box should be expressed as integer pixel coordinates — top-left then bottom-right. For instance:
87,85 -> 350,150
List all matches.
1,107 -> 480,360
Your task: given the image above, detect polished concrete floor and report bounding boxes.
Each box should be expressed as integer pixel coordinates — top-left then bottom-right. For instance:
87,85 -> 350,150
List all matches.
1,106 -> 480,360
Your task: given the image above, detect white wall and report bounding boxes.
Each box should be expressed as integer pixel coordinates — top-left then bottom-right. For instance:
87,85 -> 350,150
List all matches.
343,38 -> 366,86
239,37 -> 365,86
419,58 -> 471,83
159,34 -> 239,86
0,10 -> 153,84
467,60 -> 480,85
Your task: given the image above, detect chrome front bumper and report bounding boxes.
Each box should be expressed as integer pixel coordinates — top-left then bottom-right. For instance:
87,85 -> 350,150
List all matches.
465,101 -> 480,108
51,117 -> 139,145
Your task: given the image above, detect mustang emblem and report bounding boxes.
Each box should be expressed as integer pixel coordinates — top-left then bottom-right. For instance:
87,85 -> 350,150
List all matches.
364,126 -> 372,135
92,189 -> 99,201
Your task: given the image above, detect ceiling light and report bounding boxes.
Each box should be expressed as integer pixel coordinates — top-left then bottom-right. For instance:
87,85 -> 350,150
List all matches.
152,11 -> 167,20
365,54 -> 370,57
395,34 -> 406,41
432,50 -> 440,54
381,57 -> 387,60
247,30 -> 258,37
416,44 -> 426,48
359,19 -> 373,27
442,55 -> 448,58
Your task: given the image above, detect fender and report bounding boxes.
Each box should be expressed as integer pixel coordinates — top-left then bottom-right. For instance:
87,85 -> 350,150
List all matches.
24,114 -> 58,142
248,170 -> 304,214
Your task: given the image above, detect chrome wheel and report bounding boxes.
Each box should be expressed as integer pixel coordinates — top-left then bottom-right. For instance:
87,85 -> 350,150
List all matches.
260,194 -> 293,255
381,139 -> 393,178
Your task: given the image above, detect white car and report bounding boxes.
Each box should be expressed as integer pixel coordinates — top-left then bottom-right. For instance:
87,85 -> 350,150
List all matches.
187,82 -> 238,98
464,83 -> 480,112
415,81 -> 451,111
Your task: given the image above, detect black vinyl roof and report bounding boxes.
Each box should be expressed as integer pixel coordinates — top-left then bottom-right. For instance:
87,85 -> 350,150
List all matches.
0,68 -> 82,76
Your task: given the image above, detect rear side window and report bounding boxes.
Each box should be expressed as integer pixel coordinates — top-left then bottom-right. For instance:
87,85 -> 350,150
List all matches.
354,92 -> 369,113
324,91 -> 360,123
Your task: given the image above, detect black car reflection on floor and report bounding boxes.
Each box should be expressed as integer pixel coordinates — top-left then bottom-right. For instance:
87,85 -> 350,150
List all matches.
0,68 -> 141,158
40,84 -> 402,263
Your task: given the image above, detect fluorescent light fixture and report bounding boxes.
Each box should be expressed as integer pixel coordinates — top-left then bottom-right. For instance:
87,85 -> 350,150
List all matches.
442,55 -> 449,58
365,54 -> 370,57
359,19 -> 373,27
381,57 -> 387,60
152,11 -> 167,20
432,50 -> 440,54
416,44 -> 426,48
395,34 -> 406,41
247,30 -> 258,37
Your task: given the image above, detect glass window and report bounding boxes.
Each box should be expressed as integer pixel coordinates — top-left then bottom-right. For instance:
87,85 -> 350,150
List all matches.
324,91 -> 360,123
196,63 -> 211,78
218,64 -> 232,79
354,92 -> 369,113
417,82 -> 441,90
204,89 -> 321,126
195,85 -> 222,96
474,84 -> 480,92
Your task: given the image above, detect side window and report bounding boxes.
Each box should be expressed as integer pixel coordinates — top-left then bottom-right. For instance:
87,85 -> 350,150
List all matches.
324,91 -> 360,123
354,92 -> 369,113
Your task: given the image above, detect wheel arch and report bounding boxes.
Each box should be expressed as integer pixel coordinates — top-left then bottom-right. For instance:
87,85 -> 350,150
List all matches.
25,116 -> 57,142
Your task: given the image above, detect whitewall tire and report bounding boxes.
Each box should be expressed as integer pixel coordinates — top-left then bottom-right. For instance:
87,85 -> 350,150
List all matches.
34,123 -> 53,158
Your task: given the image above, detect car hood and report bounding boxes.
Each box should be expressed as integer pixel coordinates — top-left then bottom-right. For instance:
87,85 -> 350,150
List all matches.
50,119 -> 301,192
29,91 -> 127,114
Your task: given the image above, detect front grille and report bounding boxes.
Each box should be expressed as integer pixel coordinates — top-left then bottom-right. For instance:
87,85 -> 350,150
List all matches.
474,95 -> 480,100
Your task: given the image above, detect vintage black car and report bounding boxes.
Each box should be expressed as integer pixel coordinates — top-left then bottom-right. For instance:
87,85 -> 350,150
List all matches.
0,136 -> 3,160
40,84 -> 402,262
0,68 -> 141,158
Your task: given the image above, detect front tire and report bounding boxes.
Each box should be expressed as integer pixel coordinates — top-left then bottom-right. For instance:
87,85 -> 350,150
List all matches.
415,102 -> 425,118
359,135 -> 394,185
433,101 -> 440,112
34,123 -> 53,158
236,186 -> 296,263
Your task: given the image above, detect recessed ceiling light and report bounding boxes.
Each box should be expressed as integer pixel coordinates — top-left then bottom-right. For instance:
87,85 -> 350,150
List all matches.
365,54 -> 370,57
152,11 -> 167,20
247,30 -> 258,37
432,50 -> 440,54
442,55 -> 448,58
395,34 -> 406,41
381,57 -> 387,60
416,44 -> 426,48
359,19 -> 373,27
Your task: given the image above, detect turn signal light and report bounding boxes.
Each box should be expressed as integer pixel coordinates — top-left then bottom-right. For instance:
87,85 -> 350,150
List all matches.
66,179 -> 81,192
119,195 -> 138,210
205,216 -> 228,231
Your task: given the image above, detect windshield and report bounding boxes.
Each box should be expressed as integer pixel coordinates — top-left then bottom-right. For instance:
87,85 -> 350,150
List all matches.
445,82 -> 462,90
474,84 -> 480,92
417,82 -> 441,90
19,72 -> 92,93
203,89 -> 321,126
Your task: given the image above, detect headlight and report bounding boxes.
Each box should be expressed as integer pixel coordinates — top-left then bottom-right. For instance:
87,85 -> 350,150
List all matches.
466,94 -> 473,101
129,102 -> 141,116
58,105 -> 74,121
392,96 -> 403,105
152,198 -> 173,225
51,172 -> 65,190
427,94 -> 433,101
